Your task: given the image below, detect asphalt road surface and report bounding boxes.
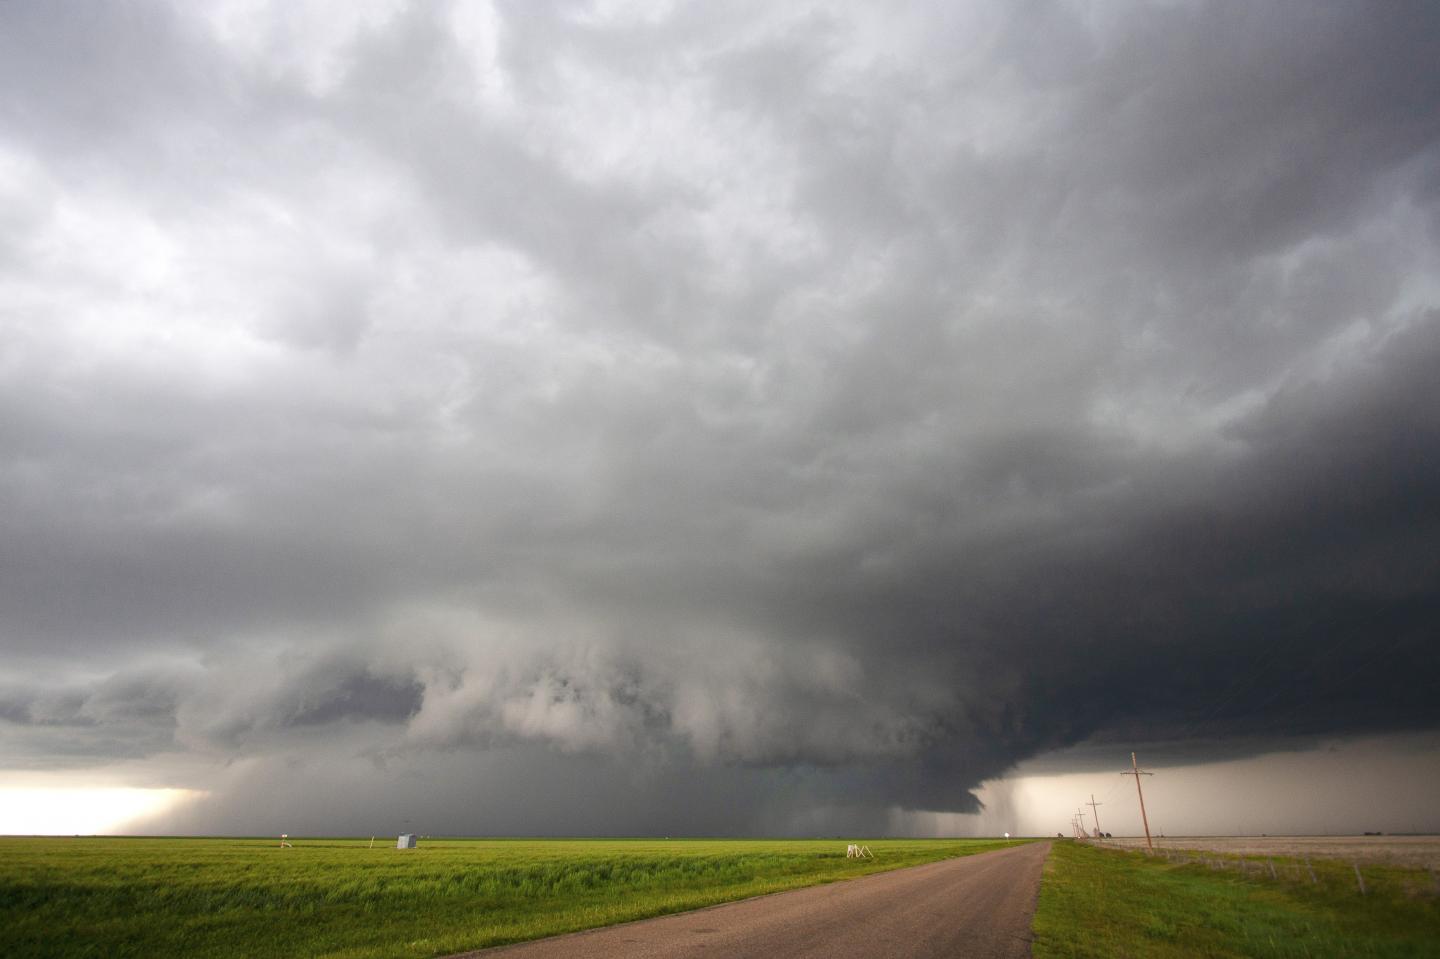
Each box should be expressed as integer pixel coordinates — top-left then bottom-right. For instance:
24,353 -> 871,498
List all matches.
457,841 -> 1052,959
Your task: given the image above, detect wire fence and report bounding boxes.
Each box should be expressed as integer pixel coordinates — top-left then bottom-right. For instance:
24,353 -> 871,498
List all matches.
1084,838 -> 1440,900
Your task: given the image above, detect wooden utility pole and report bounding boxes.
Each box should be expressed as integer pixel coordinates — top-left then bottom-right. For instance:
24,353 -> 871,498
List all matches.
1087,794 -> 1104,835
1123,751 -> 1155,852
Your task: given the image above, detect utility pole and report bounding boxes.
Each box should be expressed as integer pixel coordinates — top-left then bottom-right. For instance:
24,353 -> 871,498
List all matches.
1123,751 -> 1155,852
1087,794 -> 1103,836
1077,809 -> 1087,835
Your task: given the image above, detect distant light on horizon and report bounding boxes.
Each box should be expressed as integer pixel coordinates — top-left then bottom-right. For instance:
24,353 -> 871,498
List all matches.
0,788 -> 205,836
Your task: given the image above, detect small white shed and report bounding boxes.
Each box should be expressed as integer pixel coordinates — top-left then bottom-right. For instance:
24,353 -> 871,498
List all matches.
397,833 -> 418,849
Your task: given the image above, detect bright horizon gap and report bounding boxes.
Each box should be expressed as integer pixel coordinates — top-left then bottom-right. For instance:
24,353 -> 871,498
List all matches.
0,788 -> 206,836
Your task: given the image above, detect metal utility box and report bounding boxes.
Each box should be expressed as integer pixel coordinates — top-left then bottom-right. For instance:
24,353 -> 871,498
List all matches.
397,833 -> 418,849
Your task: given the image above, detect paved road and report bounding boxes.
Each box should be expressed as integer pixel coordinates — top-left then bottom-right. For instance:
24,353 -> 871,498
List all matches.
456,841 -> 1051,959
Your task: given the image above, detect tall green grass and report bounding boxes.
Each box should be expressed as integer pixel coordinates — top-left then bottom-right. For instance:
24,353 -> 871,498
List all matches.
1,836 -> 1020,958
1032,840 -> 1440,958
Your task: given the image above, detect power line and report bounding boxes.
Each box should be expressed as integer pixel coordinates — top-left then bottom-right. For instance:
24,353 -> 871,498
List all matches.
1122,751 -> 1155,852
1087,793 -> 1104,835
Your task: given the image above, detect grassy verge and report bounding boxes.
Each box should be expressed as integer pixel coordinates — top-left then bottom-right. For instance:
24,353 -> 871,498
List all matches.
1032,840 -> 1440,958
0,836 -> 1024,958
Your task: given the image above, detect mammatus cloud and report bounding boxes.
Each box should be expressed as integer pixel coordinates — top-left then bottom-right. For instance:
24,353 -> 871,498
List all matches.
1,0 -> 1438,834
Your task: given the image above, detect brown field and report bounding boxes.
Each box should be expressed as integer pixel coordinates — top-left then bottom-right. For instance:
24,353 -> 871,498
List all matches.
1092,835 -> 1440,868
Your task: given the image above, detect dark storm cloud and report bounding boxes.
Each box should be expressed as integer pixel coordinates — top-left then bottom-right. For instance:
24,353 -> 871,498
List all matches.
1,0 -> 1438,833
183,653 -> 426,751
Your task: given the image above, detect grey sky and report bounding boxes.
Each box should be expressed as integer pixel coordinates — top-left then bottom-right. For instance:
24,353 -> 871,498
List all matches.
1,0 -> 1438,836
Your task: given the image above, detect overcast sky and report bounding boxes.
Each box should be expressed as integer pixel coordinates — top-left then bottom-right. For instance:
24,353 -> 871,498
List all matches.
2,0 -> 1438,837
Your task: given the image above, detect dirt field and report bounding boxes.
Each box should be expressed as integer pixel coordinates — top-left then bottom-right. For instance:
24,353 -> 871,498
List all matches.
1092,835 -> 1440,868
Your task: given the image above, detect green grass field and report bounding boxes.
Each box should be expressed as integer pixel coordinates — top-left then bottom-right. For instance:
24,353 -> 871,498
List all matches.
0,836 -> 1022,958
1032,840 -> 1440,958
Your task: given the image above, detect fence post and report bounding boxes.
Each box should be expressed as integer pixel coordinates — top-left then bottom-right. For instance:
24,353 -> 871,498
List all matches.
1306,857 -> 1317,884
1267,859 -> 1277,880
1353,863 -> 1366,896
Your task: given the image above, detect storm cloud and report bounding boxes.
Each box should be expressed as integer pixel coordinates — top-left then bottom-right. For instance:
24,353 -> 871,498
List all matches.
1,0 -> 1438,835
